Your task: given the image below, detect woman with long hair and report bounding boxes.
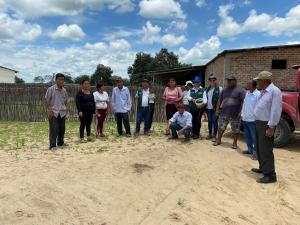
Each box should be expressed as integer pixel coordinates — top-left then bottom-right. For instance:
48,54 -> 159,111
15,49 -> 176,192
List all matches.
93,83 -> 109,137
76,79 -> 95,143
162,78 -> 183,135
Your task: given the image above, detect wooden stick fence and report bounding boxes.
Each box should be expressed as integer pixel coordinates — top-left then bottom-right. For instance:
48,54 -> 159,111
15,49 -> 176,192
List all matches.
0,83 -> 167,122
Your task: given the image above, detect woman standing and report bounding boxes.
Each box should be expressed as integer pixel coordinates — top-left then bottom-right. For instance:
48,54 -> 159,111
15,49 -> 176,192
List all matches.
76,79 -> 95,143
163,78 -> 183,135
93,83 -> 109,137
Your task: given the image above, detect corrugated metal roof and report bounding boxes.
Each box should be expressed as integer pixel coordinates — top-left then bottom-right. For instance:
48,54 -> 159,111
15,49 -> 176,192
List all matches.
0,66 -> 18,73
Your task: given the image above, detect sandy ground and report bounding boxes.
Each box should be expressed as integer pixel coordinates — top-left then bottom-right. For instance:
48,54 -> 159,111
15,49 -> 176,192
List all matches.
0,124 -> 300,225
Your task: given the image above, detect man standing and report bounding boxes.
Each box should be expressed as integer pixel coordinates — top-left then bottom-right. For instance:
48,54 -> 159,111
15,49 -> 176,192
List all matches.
205,74 -> 222,142
111,76 -> 132,137
135,79 -> 154,136
188,76 -> 207,139
44,73 -> 68,151
168,103 -> 192,142
252,71 -> 282,184
241,80 -> 260,159
214,75 -> 245,149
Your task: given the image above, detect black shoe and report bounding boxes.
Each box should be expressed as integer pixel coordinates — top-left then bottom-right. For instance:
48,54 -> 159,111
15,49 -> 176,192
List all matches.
251,168 -> 263,174
126,134 -> 132,138
183,138 -> 190,142
242,151 -> 251,155
168,136 -> 178,140
256,176 -> 277,184
193,135 -> 200,140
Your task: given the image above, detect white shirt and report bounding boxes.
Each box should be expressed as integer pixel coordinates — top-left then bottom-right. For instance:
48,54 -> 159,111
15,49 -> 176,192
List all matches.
111,86 -> 132,113
183,90 -> 190,105
254,83 -> 282,127
93,91 -> 109,109
241,89 -> 260,122
207,86 -> 223,109
169,111 -> 193,127
142,89 -> 149,107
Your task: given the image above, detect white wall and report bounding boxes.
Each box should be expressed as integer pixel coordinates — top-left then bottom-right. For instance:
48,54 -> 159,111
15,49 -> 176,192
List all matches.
0,67 -> 16,83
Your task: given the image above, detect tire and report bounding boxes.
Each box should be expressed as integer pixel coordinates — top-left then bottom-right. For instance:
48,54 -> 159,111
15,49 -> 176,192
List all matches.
274,118 -> 291,148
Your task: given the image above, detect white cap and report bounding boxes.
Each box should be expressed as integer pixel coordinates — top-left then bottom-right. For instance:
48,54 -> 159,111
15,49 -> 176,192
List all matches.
185,80 -> 193,86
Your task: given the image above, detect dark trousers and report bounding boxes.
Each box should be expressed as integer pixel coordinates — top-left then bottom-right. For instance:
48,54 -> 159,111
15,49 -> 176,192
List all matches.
49,115 -> 65,148
190,108 -> 205,137
255,121 -> 276,177
149,104 -> 155,130
79,112 -> 93,139
136,107 -> 151,133
206,109 -> 218,136
171,123 -> 191,139
115,112 -> 131,135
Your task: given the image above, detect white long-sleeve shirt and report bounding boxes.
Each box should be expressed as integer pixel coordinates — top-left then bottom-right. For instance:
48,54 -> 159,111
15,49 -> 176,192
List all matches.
241,89 -> 261,122
111,86 -> 132,113
254,83 -> 282,127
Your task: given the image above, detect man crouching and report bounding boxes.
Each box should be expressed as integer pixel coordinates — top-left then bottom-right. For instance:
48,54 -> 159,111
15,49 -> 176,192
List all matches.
168,103 -> 192,142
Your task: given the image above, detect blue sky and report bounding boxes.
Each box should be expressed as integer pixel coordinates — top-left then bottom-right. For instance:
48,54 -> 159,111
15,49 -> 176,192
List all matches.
0,0 -> 300,82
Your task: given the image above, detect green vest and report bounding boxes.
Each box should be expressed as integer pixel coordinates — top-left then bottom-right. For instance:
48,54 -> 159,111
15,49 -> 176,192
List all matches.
137,88 -> 154,110
206,86 -> 220,110
189,88 -> 205,111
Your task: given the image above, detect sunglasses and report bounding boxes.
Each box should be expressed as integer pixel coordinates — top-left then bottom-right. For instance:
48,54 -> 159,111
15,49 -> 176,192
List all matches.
209,79 -> 216,82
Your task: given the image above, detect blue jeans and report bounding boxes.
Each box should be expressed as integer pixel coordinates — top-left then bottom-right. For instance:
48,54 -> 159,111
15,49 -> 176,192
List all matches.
243,121 -> 257,156
206,109 -> 218,136
136,107 -> 151,133
171,123 -> 191,139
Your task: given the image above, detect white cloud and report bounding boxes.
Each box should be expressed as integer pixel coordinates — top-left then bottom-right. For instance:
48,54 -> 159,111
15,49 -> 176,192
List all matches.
142,21 -> 186,46
217,4 -> 300,38
50,24 -> 86,41
2,0 -> 135,18
195,0 -> 206,8
139,0 -> 186,20
178,35 -> 221,65
167,21 -> 188,31
0,12 -> 42,41
217,4 -> 242,38
0,39 -> 136,81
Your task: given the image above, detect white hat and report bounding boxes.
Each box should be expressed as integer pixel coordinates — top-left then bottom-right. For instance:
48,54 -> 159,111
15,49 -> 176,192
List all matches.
185,80 -> 193,86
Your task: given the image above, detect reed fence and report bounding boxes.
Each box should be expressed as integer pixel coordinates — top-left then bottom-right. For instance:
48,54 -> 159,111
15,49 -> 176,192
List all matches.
0,83 -> 167,122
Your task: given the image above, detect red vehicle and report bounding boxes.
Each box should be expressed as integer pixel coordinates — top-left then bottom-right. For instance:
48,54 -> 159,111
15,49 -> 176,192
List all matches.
274,65 -> 300,147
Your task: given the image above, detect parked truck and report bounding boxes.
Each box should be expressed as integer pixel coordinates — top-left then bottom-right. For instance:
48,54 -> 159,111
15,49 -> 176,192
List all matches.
274,65 -> 300,147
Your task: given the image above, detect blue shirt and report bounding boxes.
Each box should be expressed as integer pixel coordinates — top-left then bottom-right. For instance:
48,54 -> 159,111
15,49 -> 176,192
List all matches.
241,89 -> 261,122
111,86 -> 132,113
169,111 -> 193,127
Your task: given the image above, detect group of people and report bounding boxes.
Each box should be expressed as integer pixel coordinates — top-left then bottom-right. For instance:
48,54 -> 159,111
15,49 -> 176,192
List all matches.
45,70 -> 282,184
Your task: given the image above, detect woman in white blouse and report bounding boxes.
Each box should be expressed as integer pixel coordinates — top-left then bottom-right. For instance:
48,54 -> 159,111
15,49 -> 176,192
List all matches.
93,83 -> 110,137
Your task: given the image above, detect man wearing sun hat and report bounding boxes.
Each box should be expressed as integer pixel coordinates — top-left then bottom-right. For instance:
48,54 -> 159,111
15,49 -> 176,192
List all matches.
183,80 -> 193,111
188,75 -> 207,139
251,71 -> 282,184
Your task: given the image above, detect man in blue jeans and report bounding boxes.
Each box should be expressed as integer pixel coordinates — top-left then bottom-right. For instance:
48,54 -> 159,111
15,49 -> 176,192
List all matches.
241,80 -> 261,159
205,74 -> 222,142
135,79 -> 154,136
168,103 -> 192,142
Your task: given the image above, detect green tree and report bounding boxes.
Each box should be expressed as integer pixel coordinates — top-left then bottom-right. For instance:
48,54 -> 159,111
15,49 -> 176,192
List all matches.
91,64 -> 113,86
33,76 -> 45,83
15,76 -> 25,84
74,75 -> 91,84
152,48 -> 190,70
128,52 -> 154,85
64,75 -> 74,84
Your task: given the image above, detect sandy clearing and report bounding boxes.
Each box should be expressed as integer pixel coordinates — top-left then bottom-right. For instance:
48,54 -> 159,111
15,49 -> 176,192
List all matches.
0,131 -> 300,225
